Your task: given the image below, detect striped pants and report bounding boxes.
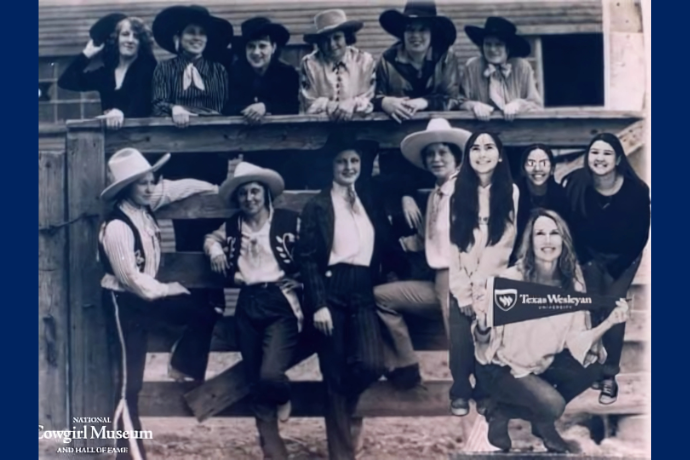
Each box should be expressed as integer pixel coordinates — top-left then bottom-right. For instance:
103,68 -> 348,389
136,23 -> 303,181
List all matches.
315,264 -> 386,460
102,290 -> 218,460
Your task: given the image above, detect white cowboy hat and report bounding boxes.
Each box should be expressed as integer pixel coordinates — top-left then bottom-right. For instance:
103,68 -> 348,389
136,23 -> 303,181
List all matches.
303,9 -> 363,43
219,162 -> 285,205
400,118 -> 472,170
100,148 -> 171,201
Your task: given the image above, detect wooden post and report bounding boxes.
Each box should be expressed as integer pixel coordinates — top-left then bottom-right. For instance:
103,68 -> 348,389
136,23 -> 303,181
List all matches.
39,151 -> 68,430
66,129 -> 112,443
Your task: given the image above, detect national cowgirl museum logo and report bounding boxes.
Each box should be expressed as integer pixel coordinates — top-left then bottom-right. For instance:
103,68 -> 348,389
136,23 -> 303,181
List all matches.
39,417 -> 153,454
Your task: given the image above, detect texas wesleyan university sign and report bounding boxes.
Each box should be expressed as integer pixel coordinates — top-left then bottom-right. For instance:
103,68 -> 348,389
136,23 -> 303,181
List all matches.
487,277 -> 620,327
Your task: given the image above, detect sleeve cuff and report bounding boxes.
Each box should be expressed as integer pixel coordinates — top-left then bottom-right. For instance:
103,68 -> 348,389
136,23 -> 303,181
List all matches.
208,243 -> 225,259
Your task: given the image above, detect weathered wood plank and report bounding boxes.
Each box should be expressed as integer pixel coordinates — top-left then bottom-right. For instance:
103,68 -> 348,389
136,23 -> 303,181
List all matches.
39,151 -> 68,430
156,189 -> 431,220
63,111 -> 644,154
184,342 -> 316,422
139,372 -> 648,418
66,130 -> 113,444
147,309 -> 649,353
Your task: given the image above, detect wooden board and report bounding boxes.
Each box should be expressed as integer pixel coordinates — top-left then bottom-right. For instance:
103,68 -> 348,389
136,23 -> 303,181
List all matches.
64,111 -> 643,154
147,309 -> 649,353
38,151 -> 68,430
66,130 -> 114,443
138,372 -> 648,418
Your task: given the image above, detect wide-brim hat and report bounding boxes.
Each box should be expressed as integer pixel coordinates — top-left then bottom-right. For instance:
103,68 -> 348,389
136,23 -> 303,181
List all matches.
465,16 -> 531,58
236,17 -> 290,48
153,5 -> 234,55
218,162 -> 285,205
303,9 -> 363,44
379,1 -> 457,50
90,13 -> 128,46
401,118 -> 472,170
101,149 -> 171,201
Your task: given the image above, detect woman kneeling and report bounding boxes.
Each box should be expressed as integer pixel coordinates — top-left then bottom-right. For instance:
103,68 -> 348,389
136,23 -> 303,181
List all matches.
473,209 -> 629,453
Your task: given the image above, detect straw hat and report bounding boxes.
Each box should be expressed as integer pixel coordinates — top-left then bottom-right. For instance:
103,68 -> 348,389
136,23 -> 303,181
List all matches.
303,9 -> 363,44
101,148 -> 170,201
400,118 -> 472,169
218,162 -> 285,205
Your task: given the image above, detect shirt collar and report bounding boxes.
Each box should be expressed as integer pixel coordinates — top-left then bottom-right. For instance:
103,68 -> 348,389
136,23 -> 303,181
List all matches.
331,181 -> 355,198
318,47 -> 354,71
434,172 -> 457,196
395,43 -> 434,64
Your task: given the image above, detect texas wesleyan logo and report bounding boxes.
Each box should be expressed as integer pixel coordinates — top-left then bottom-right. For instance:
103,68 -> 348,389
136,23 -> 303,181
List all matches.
494,288 -> 518,312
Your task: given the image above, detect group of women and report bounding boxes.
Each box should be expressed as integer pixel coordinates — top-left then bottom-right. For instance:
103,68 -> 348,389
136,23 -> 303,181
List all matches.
58,1 -> 543,129
97,125 -> 650,460
88,2 -> 651,460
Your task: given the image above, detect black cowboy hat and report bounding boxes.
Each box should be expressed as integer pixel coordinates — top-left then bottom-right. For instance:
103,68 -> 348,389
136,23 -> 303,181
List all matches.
236,17 -> 290,48
465,17 -> 531,58
379,1 -> 457,50
152,5 -> 233,55
90,13 -> 128,46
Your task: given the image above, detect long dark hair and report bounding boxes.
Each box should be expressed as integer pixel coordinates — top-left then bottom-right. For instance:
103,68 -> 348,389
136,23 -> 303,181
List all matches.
564,132 -> 649,217
102,17 -> 155,69
451,131 -> 515,251
515,208 -> 584,292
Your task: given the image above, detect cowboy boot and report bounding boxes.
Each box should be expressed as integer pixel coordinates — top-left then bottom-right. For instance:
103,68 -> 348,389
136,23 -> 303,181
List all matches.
531,421 -> 573,453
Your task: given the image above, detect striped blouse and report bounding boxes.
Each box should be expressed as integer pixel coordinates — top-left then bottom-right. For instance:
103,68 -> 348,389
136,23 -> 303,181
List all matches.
152,55 -> 230,116
99,179 -> 219,300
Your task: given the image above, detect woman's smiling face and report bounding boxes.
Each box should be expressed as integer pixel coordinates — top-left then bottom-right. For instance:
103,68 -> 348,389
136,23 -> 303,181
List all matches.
524,148 -> 552,186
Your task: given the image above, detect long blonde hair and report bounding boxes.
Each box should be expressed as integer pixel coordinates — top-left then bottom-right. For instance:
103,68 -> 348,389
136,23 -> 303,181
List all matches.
514,208 -> 584,292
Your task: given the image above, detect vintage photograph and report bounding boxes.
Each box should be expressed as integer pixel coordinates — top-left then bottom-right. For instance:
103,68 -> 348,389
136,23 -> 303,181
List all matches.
38,0 -> 650,459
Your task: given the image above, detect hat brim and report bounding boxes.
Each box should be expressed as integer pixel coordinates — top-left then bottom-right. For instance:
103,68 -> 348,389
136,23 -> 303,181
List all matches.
90,13 -> 128,46
239,22 -> 290,48
218,170 -> 285,206
153,6 -> 234,55
464,25 -> 531,58
401,128 -> 472,170
379,10 -> 457,49
101,153 -> 171,201
303,20 -> 364,44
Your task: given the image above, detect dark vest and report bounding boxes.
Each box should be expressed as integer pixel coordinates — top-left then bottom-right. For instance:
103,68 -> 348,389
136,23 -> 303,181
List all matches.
223,208 -> 300,286
98,207 -> 157,276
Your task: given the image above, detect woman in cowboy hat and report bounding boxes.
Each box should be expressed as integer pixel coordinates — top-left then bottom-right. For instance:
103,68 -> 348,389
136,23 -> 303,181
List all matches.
461,17 -> 543,121
472,208 -> 628,452
563,133 -> 650,405
374,1 -> 462,123
151,5 -> 233,128
299,9 -> 376,121
448,131 -> 519,417
374,118 -> 471,393
227,17 -> 299,122
297,133 -> 409,459
98,148 -> 223,459
203,162 -> 303,460
58,13 -> 157,129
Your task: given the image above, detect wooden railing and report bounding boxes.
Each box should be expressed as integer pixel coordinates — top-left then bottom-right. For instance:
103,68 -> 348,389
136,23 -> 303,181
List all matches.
52,110 -> 649,441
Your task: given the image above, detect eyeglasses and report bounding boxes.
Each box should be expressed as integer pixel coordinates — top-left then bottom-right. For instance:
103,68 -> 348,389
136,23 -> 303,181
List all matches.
525,159 -> 550,169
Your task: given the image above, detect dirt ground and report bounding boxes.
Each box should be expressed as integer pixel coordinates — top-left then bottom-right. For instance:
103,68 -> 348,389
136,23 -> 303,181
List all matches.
39,352 -> 649,459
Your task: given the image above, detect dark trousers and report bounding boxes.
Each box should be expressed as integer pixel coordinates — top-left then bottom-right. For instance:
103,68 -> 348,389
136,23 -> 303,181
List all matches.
448,296 -> 485,401
476,351 -> 605,423
582,256 -> 642,377
316,264 -> 386,460
102,290 -> 218,460
235,284 -> 300,460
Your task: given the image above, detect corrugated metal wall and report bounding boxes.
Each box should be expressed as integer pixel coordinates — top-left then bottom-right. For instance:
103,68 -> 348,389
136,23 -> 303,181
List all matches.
39,0 -> 602,65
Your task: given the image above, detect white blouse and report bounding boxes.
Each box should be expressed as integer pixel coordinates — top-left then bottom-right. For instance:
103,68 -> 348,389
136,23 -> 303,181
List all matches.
328,182 -> 375,267
99,179 -> 219,300
424,174 -> 456,270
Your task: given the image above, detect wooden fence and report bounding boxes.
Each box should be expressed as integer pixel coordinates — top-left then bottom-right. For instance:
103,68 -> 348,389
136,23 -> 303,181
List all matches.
39,110 -> 649,451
